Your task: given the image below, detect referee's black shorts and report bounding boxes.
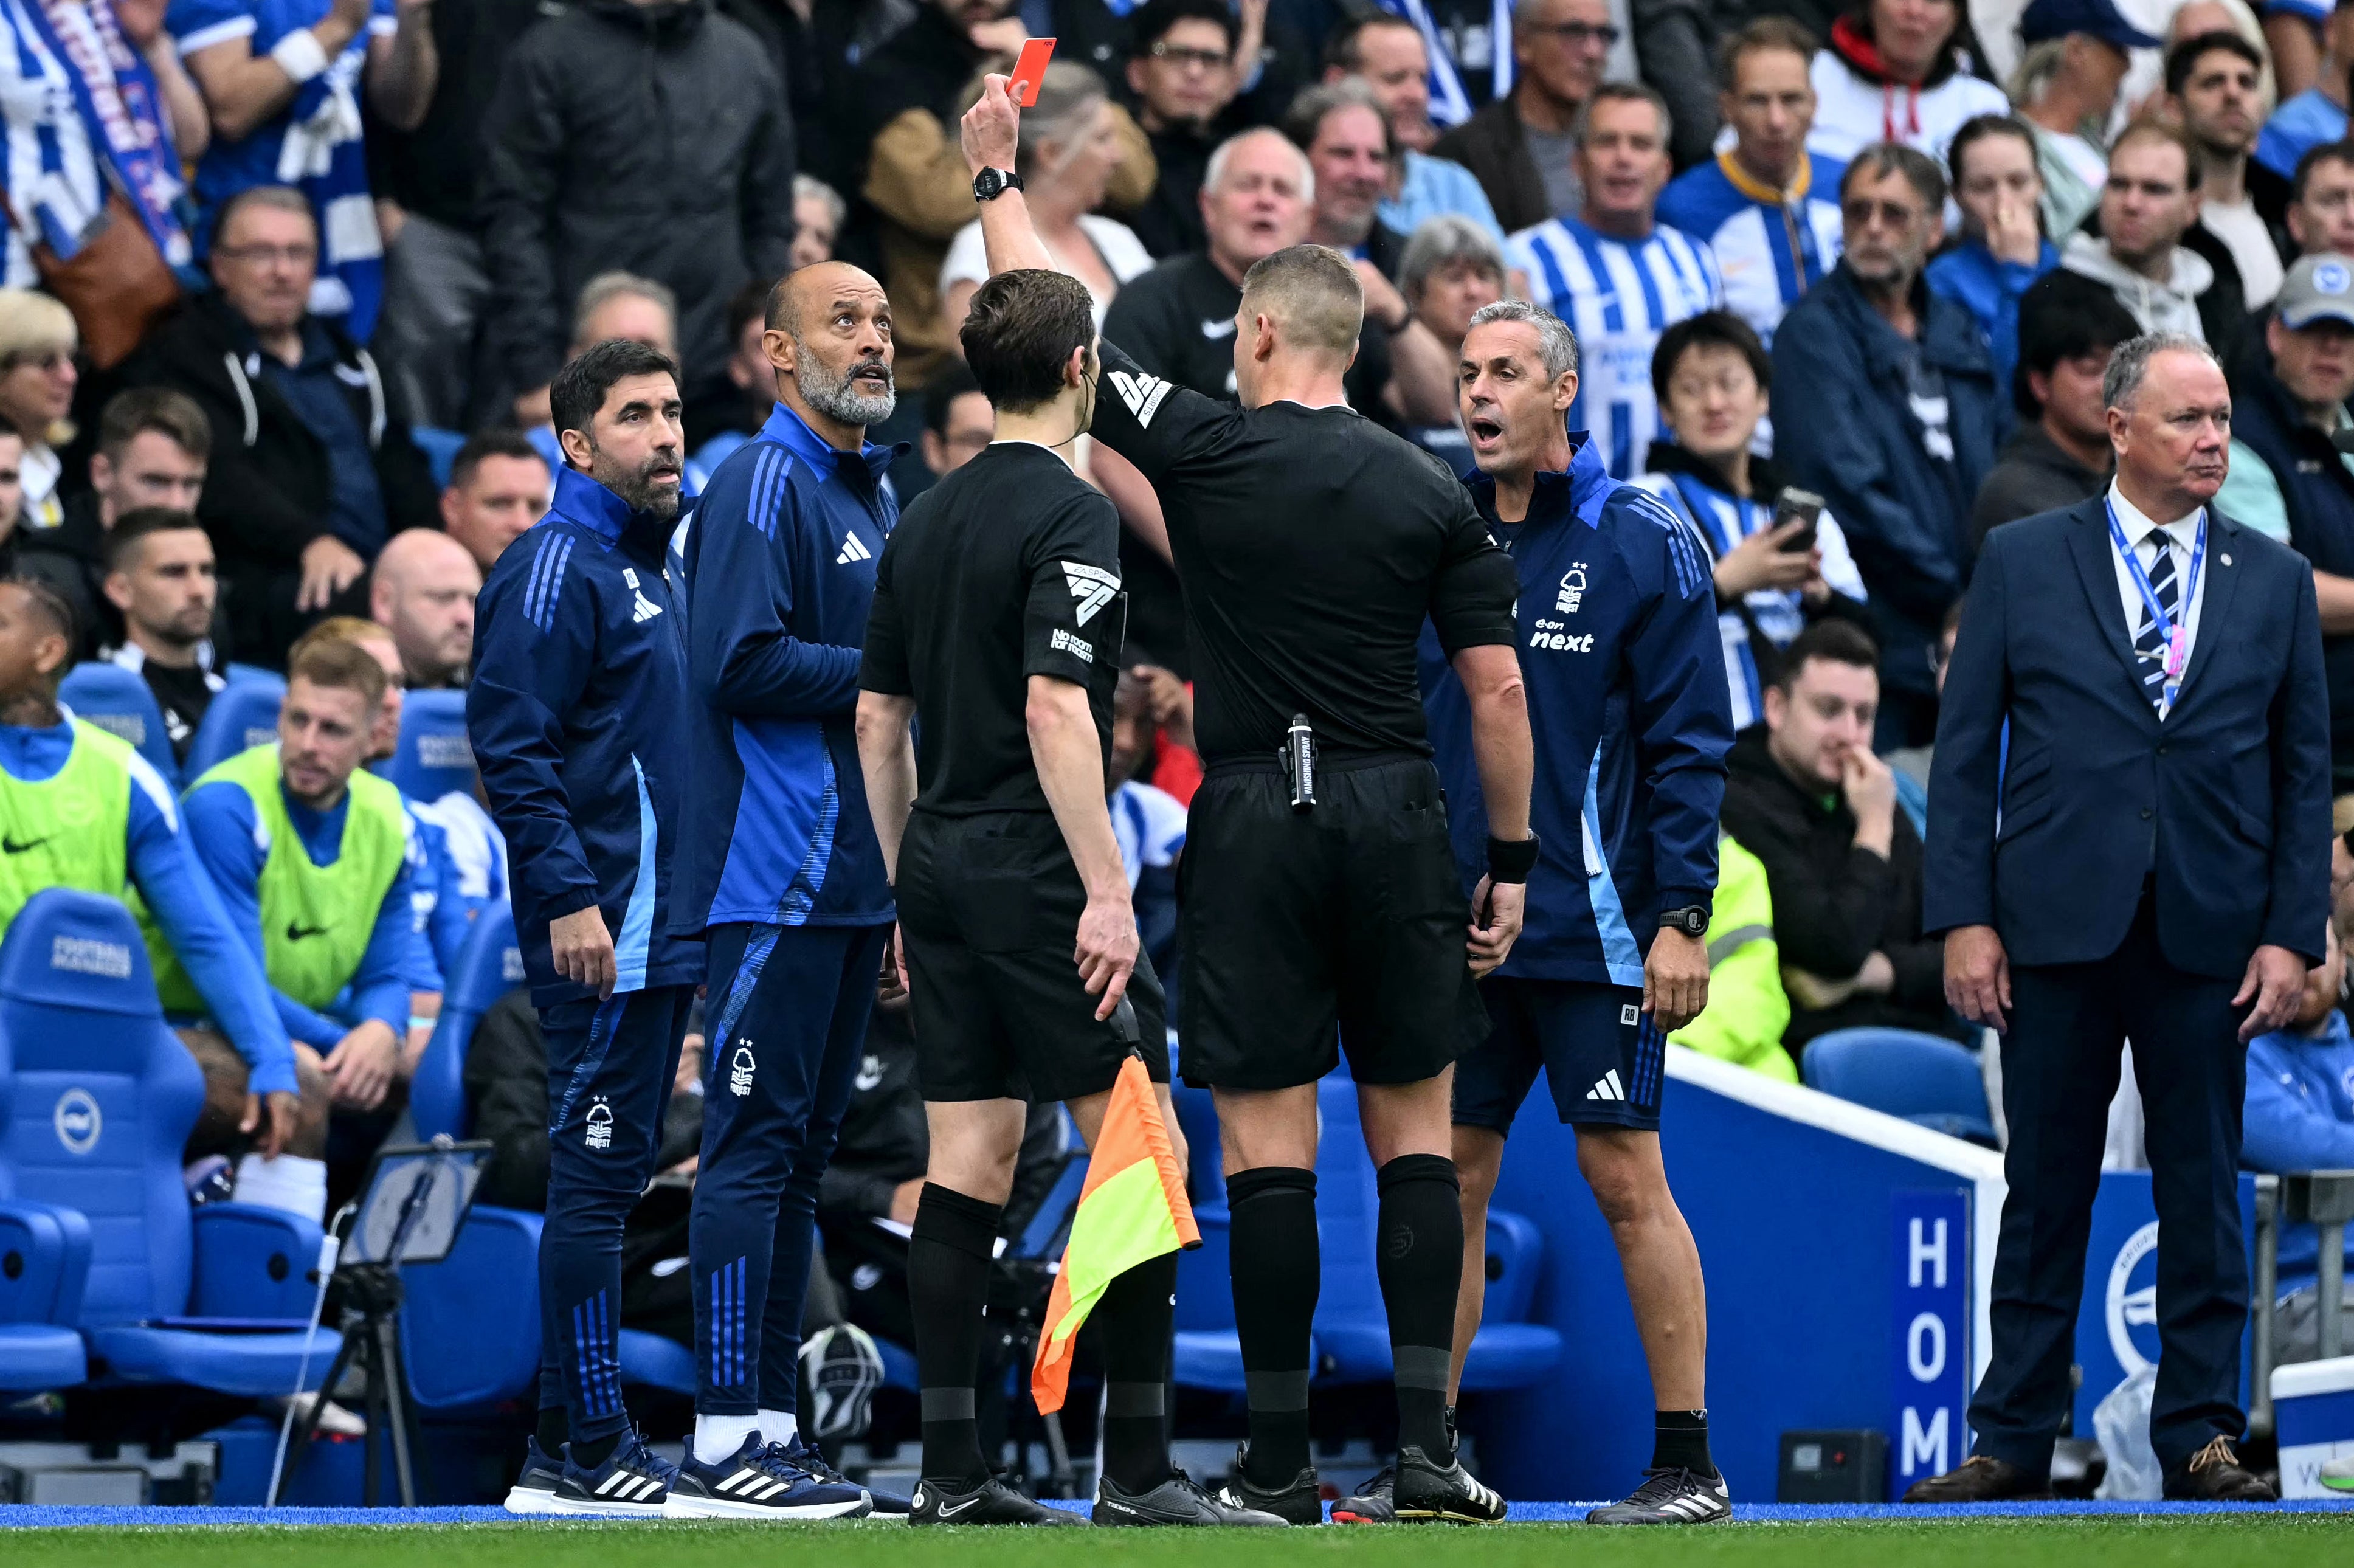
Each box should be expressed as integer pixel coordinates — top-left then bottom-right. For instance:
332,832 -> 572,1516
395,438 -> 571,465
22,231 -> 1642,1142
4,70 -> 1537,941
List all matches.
896,808 -> 1169,1105
1179,754 -> 1486,1090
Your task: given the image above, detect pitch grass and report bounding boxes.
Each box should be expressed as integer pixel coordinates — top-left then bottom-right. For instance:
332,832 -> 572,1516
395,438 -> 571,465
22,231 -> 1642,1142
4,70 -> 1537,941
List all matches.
0,1516 -> 2342,1568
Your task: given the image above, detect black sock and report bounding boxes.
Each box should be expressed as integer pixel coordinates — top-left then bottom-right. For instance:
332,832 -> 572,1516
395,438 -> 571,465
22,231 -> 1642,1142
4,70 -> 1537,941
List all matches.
1653,1409 -> 1714,1477
570,1431 -> 620,1470
1096,1251 -> 1177,1493
909,1182 -> 1004,1487
1376,1154 -> 1463,1460
1226,1164 -> 1318,1488
536,1405 -> 568,1456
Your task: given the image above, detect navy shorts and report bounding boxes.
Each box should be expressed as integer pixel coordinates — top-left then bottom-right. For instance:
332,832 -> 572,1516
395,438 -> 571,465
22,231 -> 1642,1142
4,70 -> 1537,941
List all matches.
1451,976 -> 1666,1133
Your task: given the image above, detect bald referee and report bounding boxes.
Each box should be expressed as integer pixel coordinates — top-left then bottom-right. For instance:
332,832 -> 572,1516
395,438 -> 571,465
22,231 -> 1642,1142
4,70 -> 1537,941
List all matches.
961,77 -> 1536,1525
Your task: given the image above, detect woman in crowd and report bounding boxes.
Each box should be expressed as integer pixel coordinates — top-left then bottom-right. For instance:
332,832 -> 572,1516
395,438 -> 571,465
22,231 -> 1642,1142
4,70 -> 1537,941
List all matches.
1632,311 -> 1870,731
1396,213 -> 1504,477
1805,0 -> 2010,165
0,289 -> 78,534
1927,114 -> 2056,423
937,61 -> 1154,339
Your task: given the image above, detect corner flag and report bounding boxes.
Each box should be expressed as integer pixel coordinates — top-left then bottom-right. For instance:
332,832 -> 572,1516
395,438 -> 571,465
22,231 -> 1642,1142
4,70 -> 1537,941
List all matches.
1030,1052 -> 1199,1414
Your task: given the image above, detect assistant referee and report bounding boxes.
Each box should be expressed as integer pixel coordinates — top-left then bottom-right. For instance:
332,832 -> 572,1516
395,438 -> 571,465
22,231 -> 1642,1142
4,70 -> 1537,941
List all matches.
855,268 -> 1284,1530
959,77 -> 1538,1525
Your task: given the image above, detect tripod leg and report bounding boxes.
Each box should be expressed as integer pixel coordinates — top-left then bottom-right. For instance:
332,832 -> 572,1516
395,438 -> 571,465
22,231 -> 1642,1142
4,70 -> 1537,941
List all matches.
361,1325 -> 384,1508
269,1327 -> 361,1507
380,1315 -> 419,1507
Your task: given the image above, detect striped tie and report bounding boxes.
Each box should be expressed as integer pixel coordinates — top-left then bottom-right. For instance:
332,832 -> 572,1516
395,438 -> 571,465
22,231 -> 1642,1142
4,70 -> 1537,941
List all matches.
2131,530 -> 2181,713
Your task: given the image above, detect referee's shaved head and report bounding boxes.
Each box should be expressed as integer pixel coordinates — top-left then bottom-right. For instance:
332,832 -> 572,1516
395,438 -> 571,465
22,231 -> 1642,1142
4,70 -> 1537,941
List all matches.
1238,244 -> 1363,363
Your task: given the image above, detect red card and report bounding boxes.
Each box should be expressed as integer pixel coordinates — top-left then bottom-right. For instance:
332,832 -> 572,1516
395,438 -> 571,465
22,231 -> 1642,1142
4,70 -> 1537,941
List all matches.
1009,37 -> 1056,107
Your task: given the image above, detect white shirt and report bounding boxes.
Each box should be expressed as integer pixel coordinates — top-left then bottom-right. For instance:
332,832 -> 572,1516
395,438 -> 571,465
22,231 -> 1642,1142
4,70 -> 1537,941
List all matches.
940,213 -> 1155,330
2202,196 -> 2285,309
2105,481 -> 2211,719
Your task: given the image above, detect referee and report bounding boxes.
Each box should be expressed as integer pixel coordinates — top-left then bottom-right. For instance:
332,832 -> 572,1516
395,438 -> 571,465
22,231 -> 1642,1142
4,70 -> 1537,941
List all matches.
857,268 -> 1284,1530
959,78 -> 1536,1525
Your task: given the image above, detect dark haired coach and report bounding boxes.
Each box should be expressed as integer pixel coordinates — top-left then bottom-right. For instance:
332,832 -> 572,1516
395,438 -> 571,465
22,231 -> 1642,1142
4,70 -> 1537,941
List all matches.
956,75 -> 1536,1525
857,267 -> 1285,1530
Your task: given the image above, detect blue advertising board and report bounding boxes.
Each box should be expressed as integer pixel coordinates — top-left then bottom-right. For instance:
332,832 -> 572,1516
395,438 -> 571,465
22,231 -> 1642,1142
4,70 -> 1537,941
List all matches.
1890,1189 -> 1972,1497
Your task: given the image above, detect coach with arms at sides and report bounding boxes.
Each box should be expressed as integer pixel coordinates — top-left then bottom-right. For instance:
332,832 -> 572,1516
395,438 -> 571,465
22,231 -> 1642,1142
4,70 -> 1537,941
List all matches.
959,72 -> 1534,1525
1911,333 -> 2330,1505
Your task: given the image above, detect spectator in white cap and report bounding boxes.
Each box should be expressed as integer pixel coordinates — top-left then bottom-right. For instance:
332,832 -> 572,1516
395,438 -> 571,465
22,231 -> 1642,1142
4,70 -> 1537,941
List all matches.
2222,249 -> 2354,792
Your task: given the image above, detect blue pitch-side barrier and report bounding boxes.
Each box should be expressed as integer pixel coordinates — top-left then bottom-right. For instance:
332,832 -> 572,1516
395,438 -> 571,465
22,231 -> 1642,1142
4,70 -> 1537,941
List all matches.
1475,1048 -> 2266,1504
2,1501 -> 2351,1527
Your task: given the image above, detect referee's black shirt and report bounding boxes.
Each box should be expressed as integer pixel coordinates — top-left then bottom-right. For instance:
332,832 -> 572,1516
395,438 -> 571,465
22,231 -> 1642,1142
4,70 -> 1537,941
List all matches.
859,441 -> 1124,813
1086,339 -> 1519,765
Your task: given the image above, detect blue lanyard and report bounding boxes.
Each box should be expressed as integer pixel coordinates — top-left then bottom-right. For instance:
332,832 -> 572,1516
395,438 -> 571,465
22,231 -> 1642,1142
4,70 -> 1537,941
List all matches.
2104,498 -> 2206,708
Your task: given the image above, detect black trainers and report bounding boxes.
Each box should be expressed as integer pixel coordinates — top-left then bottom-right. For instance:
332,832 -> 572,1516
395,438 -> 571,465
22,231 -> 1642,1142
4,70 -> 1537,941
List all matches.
546,1426 -> 677,1518
1095,1468 -> 1289,1526
1586,1466 -> 1731,1524
1212,1446 -> 1324,1525
1391,1444 -> 1506,1524
785,1434 -> 911,1519
1330,1466 -> 1396,1524
908,1474 -> 1085,1525
502,1435 -> 565,1516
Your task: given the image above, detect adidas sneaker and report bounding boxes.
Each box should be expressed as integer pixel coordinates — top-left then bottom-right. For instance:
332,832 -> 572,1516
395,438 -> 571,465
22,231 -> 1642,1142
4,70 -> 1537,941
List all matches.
545,1426 -> 677,1518
783,1434 -> 911,1519
502,1435 -> 566,1516
664,1432 -> 871,1520
1585,1466 -> 1731,1525
1390,1443 -> 1506,1524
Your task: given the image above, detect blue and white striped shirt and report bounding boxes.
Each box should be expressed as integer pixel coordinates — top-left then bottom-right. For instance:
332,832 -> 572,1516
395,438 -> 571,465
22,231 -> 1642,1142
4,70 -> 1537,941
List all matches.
1655,151 -> 1844,347
1508,216 -> 1723,479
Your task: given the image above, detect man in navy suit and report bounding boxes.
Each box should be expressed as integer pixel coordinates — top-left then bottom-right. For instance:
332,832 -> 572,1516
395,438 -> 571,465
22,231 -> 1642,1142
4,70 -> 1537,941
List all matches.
1911,333 -> 2332,1504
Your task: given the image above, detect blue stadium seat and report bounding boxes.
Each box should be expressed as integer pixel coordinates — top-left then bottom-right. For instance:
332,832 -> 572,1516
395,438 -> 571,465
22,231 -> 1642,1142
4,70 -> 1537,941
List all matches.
0,890 -> 339,1395
412,426 -> 468,490
0,1089 -> 92,1391
409,903 -> 519,1141
182,673 -> 284,779
57,663 -> 178,784
386,689 -> 475,805
224,663 -> 277,686
1801,1027 -> 1997,1147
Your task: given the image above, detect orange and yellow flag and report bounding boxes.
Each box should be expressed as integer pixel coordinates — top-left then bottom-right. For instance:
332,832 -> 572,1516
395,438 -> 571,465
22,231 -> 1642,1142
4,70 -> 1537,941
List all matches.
1030,1054 -> 1199,1414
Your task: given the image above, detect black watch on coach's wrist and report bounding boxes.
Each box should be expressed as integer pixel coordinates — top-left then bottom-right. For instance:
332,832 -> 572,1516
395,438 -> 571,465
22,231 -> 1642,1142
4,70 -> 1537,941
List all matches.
1659,905 -> 1710,939
973,167 -> 1024,202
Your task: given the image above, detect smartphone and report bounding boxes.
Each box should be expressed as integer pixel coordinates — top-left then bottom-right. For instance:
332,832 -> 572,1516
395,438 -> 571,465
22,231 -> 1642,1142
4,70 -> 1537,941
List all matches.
1008,36 -> 1057,106
1772,486 -> 1824,554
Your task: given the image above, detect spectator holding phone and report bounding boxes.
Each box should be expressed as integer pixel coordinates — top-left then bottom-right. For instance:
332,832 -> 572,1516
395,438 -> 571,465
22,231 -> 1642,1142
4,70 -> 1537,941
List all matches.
1633,311 -> 1870,731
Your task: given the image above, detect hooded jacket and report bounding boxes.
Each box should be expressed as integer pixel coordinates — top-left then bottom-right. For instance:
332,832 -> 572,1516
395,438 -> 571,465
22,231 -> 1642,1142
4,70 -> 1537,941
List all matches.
1770,261 -> 1998,706
2060,232 -> 2215,343
122,292 -> 438,665
1418,432 -> 1734,985
1806,13 -> 2009,165
478,0 -> 796,403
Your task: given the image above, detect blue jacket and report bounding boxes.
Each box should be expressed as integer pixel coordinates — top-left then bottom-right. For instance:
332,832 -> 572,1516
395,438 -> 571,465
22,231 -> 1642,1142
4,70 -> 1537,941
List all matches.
1772,263 -> 1999,705
1924,237 -> 2057,430
2245,1009 -> 2354,1285
469,466 -> 702,1006
1420,433 -> 1734,983
672,401 -> 898,933
1924,498 -> 2332,974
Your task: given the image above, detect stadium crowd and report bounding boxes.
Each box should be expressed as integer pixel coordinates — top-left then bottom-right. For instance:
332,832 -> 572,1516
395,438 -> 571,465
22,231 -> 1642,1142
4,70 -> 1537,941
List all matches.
4,0 -> 2354,1508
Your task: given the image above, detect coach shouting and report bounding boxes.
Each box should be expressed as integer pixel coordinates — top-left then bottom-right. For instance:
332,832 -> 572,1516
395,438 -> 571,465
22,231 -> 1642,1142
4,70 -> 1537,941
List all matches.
1913,333 -> 2330,1505
961,75 -> 1536,1525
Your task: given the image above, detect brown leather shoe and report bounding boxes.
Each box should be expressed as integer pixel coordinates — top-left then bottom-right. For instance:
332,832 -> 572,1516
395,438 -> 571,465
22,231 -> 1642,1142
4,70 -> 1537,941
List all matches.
2162,1437 -> 2277,1501
1901,1454 -> 2054,1503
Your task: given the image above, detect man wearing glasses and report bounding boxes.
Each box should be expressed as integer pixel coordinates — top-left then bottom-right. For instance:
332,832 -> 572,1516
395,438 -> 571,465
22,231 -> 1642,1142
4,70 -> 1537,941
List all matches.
1772,143 -> 2000,750
1121,0 -> 1291,259
124,185 -> 439,666
1434,0 -> 1617,233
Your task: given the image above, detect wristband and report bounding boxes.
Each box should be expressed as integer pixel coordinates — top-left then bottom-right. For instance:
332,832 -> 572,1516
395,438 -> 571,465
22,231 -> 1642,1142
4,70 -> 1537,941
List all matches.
270,29 -> 331,85
1486,834 -> 1539,884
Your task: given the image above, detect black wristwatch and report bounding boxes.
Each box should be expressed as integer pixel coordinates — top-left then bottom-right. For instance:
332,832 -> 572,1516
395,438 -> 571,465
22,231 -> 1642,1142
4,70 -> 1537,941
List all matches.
973,167 -> 1024,202
1659,905 -> 1710,938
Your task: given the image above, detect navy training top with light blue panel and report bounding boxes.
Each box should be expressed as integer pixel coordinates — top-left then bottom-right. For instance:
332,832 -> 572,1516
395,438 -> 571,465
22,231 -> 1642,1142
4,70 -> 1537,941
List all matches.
468,466 -> 701,1008
671,400 -> 899,935
1419,431 -> 1736,984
